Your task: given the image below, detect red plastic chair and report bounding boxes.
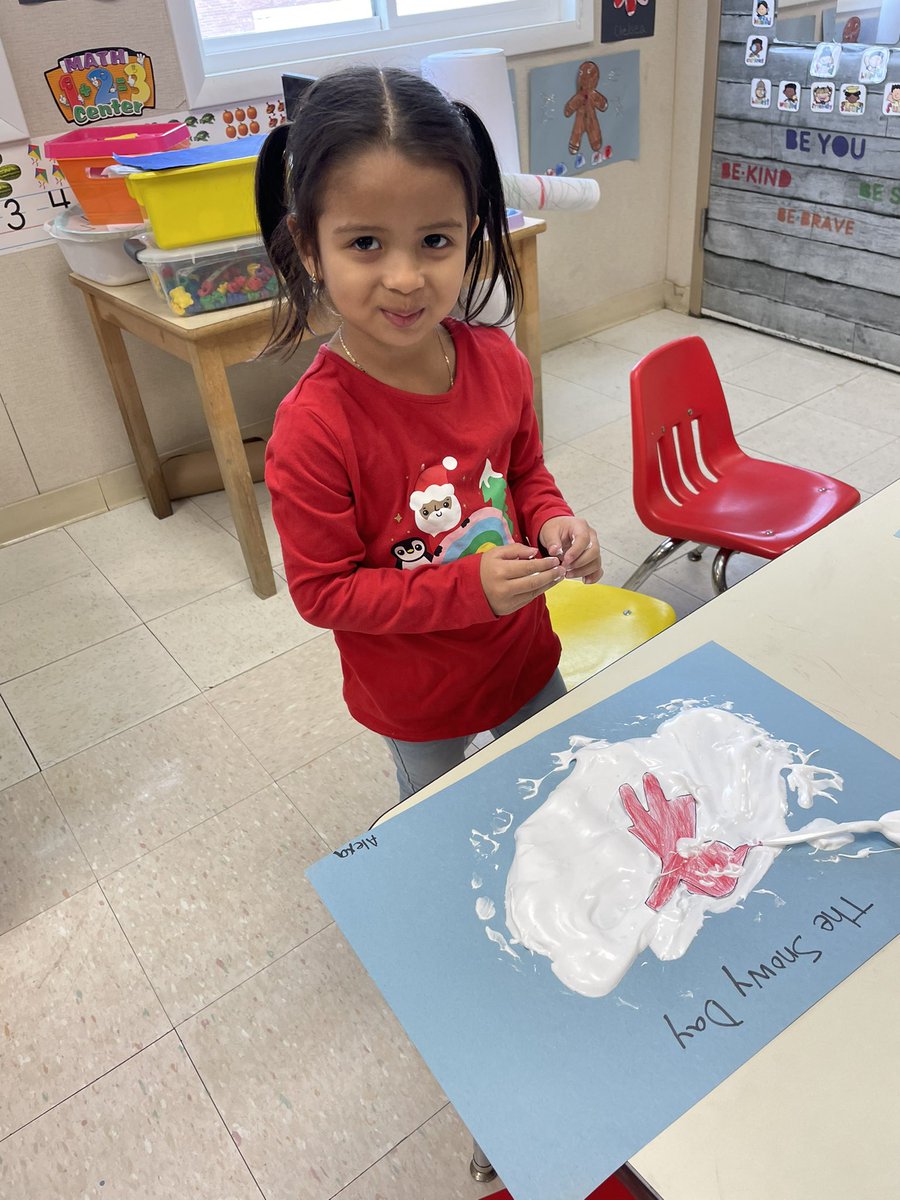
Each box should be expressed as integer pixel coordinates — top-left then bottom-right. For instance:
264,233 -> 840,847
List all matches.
623,336 -> 860,593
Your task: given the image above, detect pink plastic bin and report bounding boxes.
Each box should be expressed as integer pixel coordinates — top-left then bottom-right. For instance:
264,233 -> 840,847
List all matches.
44,123 -> 190,226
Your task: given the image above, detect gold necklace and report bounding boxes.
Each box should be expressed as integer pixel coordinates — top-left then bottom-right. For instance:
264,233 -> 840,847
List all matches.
337,324 -> 454,389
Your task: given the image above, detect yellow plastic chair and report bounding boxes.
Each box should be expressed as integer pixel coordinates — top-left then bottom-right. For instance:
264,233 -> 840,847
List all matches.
545,580 -> 676,689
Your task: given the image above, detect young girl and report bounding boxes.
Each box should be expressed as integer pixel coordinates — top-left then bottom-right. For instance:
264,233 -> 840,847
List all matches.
257,66 -> 601,801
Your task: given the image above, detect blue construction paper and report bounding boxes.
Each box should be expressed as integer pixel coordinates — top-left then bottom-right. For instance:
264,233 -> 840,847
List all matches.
113,134 -> 266,171
528,50 -> 640,176
308,642 -> 900,1200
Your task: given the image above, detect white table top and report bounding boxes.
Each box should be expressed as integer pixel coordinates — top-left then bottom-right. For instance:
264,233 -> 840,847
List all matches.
387,480 -> 900,1199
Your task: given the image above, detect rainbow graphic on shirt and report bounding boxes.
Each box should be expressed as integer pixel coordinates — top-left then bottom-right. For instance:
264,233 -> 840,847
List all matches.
436,506 -> 511,561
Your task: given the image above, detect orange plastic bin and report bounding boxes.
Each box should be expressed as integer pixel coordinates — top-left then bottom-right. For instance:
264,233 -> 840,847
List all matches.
44,123 -> 190,225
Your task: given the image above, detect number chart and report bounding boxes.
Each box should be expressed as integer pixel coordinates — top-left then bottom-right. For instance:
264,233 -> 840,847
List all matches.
0,140 -> 72,256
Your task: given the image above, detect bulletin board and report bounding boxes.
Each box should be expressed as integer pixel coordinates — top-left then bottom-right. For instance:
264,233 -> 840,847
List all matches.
703,0 -> 900,369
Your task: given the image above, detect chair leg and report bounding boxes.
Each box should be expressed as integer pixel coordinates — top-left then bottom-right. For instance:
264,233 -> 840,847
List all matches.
711,548 -> 733,594
470,1139 -> 497,1182
622,538 -> 686,591
687,544 -> 707,562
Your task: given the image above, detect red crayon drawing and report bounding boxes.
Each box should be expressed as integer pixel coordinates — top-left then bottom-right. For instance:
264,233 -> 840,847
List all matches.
619,773 -> 751,909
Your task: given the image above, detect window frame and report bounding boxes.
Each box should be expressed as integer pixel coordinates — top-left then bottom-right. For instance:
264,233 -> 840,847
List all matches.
0,37 -> 28,145
167,0 -> 593,109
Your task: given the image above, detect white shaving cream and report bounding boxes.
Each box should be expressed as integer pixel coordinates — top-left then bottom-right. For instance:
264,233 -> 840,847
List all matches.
504,706 -> 842,998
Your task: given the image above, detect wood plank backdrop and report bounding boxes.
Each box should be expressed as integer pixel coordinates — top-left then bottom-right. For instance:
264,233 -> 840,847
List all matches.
703,0 -> 900,368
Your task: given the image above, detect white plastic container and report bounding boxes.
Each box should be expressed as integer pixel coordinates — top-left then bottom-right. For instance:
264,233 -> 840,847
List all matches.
44,206 -> 147,286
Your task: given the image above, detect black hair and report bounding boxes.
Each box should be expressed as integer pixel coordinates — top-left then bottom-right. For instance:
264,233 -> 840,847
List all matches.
254,65 -> 522,356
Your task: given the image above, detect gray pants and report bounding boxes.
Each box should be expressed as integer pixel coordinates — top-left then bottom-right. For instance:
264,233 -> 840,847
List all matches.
384,669 -> 567,802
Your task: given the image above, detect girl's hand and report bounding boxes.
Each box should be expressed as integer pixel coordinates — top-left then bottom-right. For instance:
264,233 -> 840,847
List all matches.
539,517 -> 603,584
480,543 -> 566,617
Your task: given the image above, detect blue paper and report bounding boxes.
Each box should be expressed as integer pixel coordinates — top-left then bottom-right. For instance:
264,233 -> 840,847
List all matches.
113,134 -> 266,171
528,51 -> 640,176
308,643 -> 900,1200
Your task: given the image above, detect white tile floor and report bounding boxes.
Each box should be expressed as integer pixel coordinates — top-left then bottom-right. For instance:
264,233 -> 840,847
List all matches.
2,311 -> 898,1198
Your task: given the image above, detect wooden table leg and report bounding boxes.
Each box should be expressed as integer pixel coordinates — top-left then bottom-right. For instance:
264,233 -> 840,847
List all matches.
83,292 -> 172,518
188,341 -> 277,599
512,233 -> 543,436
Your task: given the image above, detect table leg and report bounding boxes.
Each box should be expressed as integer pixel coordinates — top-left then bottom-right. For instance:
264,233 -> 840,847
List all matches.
470,1138 -> 497,1183
83,292 -> 172,518
512,234 -> 543,436
188,342 -> 276,599
614,1164 -> 664,1199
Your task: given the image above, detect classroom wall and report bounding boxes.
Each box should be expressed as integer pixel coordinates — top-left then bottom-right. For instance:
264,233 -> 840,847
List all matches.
0,0 -> 711,530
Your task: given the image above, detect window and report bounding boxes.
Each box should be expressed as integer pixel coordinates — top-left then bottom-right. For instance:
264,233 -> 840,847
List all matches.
168,0 -> 592,108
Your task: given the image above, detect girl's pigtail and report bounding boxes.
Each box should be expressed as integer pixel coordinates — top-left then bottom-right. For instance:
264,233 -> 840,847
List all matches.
254,122 -> 313,356
454,102 -> 523,326
255,122 -> 290,250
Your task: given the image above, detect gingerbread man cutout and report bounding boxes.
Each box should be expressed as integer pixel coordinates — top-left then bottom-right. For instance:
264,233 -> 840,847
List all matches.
564,61 -> 609,156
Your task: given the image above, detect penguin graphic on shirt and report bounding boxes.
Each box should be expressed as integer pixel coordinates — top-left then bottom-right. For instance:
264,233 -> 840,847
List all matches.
391,537 -> 433,569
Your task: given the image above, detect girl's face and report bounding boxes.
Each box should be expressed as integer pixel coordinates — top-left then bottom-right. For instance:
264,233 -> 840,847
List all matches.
305,147 -> 473,371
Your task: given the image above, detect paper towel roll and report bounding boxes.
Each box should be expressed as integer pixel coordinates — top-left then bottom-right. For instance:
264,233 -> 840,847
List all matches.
422,48 -> 520,174
501,173 -> 600,214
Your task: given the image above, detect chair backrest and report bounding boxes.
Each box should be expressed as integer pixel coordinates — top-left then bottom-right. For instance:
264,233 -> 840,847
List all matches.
630,336 -> 744,522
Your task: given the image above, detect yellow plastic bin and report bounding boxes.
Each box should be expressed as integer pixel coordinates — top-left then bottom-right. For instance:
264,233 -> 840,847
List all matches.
125,156 -> 259,249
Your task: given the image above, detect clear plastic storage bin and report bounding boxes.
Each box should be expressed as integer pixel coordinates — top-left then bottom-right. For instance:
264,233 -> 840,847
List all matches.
127,232 -> 278,317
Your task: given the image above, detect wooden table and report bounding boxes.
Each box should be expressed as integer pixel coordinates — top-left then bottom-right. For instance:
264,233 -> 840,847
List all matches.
384,481 -> 900,1199
70,217 -> 547,599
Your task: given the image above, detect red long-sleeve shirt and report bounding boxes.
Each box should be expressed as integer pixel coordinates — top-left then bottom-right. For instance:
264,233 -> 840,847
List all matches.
265,318 -> 572,740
